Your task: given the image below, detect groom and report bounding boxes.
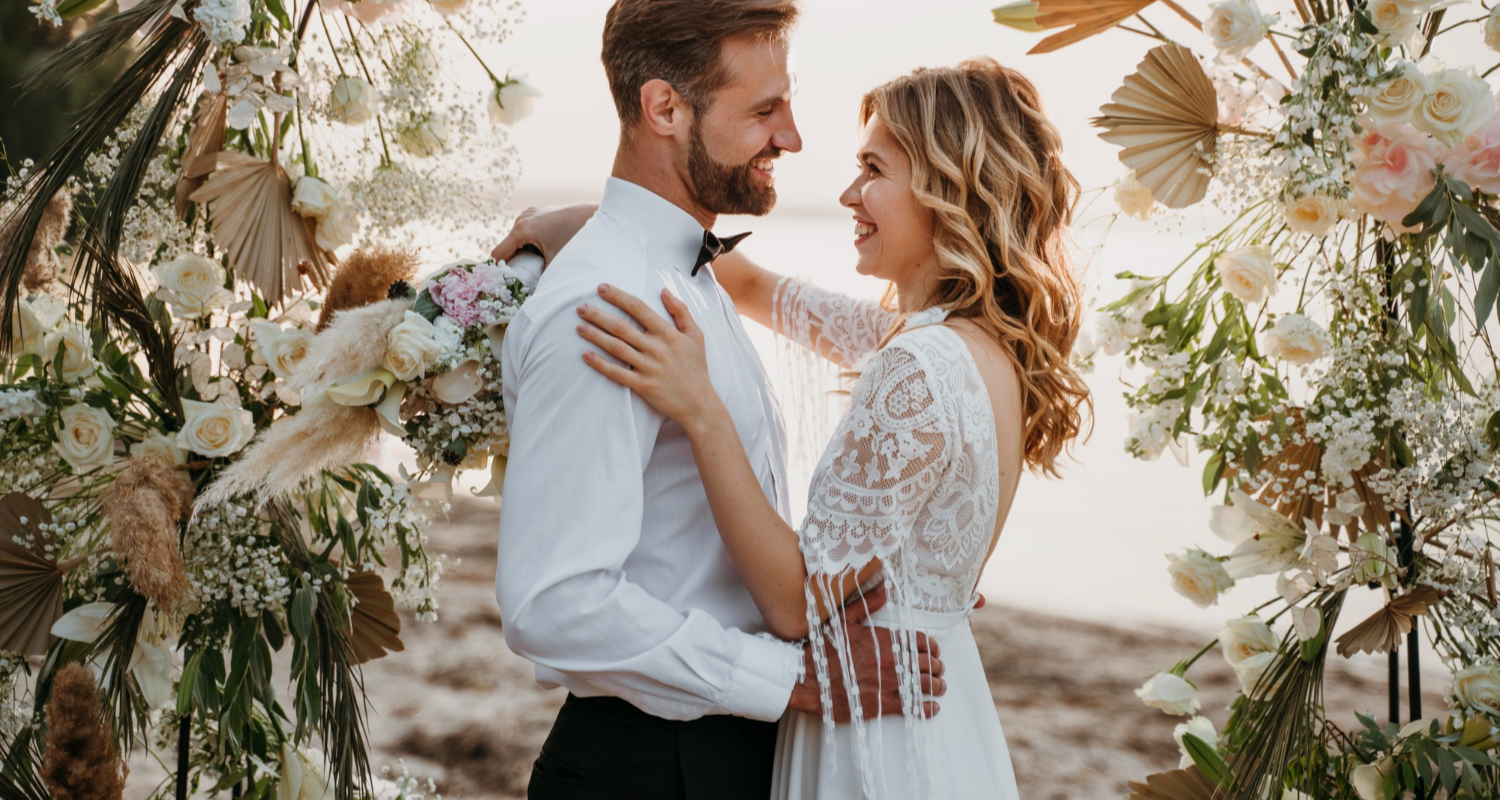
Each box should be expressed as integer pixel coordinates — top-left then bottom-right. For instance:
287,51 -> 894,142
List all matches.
492,1 -> 944,798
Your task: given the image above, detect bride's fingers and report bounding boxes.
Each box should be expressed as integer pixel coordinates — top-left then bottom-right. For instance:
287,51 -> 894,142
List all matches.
660,289 -> 702,340
582,350 -> 642,390
597,284 -> 672,335
577,324 -> 644,369
577,303 -> 652,352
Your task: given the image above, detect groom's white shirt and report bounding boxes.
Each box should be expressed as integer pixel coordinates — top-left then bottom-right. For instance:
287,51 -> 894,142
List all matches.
496,177 -> 803,722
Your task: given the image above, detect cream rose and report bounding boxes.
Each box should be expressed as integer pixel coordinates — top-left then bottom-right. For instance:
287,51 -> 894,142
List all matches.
250,321 -> 314,379
56,404 -> 116,472
1282,193 -> 1342,237
488,74 -> 542,126
1264,313 -> 1328,364
1166,549 -> 1235,609
1351,758 -> 1393,800
177,398 -> 254,458
290,177 -> 355,252
1217,245 -> 1278,305
1367,65 -> 1429,129
1487,7 -> 1500,53
277,743 -> 334,800
1233,650 -> 1278,696
45,323 -> 96,383
1113,170 -> 1156,220
1220,615 -> 1278,666
132,430 -> 188,468
1203,0 -> 1276,61
4,296 -> 61,358
383,311 -> 439,381
154,253 -> 227,318
327,75 -> 376,125
1135,671 -> 1201,716
1172,715 -> 1219,769
1452,664 -> 1500,716
397,116 -> 448,157
1368,0 -> 1421,45
1414,67 -> 1497,146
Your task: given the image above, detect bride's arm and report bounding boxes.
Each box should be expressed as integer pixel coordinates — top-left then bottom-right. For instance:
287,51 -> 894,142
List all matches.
577,285 -> 877,640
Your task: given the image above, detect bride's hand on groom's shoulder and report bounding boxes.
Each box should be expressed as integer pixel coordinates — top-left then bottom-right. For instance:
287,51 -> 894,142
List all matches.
490,203 -> 598,264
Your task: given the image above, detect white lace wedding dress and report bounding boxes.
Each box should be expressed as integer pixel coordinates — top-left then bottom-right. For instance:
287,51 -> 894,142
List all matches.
768,278 -> 1021,800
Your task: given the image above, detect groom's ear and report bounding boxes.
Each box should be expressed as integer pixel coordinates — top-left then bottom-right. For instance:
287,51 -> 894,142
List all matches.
638,78 -> 690,139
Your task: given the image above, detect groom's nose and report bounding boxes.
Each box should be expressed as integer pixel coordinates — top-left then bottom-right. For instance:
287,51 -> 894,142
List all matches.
771,112 -> 803,154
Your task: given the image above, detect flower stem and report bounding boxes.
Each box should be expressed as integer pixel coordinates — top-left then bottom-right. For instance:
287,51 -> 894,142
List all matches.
344,16 -> 391,164
443,17 -> 501,86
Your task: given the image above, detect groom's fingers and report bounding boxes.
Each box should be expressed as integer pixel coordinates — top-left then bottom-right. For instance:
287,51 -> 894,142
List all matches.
919,673 -> 947,697
915,654 -> 944,680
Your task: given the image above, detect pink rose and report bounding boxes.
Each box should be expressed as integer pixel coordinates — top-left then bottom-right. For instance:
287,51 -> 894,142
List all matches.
1349,123 -> 1440,231
1445,94 -> 1500,195
318,0 -> 407,25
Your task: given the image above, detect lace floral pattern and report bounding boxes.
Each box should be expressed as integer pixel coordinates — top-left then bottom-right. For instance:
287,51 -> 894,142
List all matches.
773,277 -> 899,369
799,324 -> 1000,613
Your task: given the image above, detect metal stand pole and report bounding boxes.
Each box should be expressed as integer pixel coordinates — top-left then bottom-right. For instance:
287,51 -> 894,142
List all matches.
175,713 -> 190,800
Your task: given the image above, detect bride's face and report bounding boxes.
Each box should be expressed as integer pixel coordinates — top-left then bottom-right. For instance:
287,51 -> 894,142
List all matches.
840,115 -> 935,284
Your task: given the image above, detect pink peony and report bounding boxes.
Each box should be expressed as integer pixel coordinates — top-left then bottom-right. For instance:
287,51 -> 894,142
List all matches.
1444,94 -> 1500,195
1349,123 -> 1440,231
432,268 -> 484,328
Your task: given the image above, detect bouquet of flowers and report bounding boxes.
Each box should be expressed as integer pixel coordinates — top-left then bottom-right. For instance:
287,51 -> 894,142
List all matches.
0,0 -> 534,797
998,0 -> 1500,797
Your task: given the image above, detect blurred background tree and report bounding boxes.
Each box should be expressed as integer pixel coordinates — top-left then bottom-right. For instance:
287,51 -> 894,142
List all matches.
0,2 -> 130,170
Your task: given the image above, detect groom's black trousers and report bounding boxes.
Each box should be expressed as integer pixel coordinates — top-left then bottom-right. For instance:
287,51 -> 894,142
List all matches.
527,693 -> 779,799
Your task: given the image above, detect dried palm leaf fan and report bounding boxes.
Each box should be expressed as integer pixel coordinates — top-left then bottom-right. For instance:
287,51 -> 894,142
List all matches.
1335,585 -> 1446,657
1029,0 -> 1159,54
1127,765 -> 1217,800
1094,43 -> 1221,209
0,493 -> 72,655
175,91 -> 228,219
189,152 -> 332,307
345,569 -> 404,664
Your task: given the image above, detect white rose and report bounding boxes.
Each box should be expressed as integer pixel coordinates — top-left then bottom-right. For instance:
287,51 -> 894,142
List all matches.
56,404 -> 116,472
397,115 -> 449,158
1166,549 -> 1235,609
1367,65 -> 1430,128
192,0 -> 251,46
488,74 -> 542,126
177,398 -> 254,458
1351,758 -> 1393,800
132,430 -> 188,468
1452,664 -> 1500,716
1203,0 -> 1276,61
1414,67 -> 1497,147
45,323 -> 96,383
291,178 -> 355,252
1216,245 -> 1278,304
428,0 -> 470,15
1282,193 -> 1342,237
250,321 -> 314,379
384,311 -> 439,381
154,253 -> 227,318
1135,671 -> 1200,716
1263,313 -> 1328,364
1220,615 -> 1278,666
277,743 -> 334,800
1233,650 -> 1277,696
4,296 -> 61,358
327,76 -> 376,125
1487,7 -> 1500,53
1113,170 -> 1156,220
1368,0 -> 1421,46
1172,715 -> 1219,769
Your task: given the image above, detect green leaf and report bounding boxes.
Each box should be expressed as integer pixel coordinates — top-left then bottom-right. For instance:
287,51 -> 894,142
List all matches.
97,372 -> 134,402
1202,452 -> 1225,495
291,586 -> 314,640
55,0 -> 111,17
413,289 -> 443,322
1476,259 -> 1500,328
263,0 -> 294,29
1142,301 -> 1173,328
1452,745 -> 1497,767
1182,733 -> 1231,784
1403,181 -> 1446,230
177,651 -> 202,716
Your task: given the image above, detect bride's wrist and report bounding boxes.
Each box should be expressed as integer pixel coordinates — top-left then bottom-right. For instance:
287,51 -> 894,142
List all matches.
681,397 -> 731,442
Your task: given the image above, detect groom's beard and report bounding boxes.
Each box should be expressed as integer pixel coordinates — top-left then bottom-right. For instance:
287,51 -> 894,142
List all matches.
688,122 -> 778,217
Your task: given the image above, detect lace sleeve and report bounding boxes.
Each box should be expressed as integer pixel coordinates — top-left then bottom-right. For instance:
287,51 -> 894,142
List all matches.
797,338 -> 953,576
772,276 -> 899,369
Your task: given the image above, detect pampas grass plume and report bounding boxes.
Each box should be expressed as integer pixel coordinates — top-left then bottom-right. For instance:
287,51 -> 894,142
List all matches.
42,663 -> 128,800
316,245 -> 420,332
288,297 -> 411,395
196,397 -> 380,509
1,190 -> 73,292
105,458 -> 193,613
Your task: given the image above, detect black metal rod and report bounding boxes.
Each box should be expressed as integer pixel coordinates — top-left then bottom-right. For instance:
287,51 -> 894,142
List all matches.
1389,647 -> 1401,724
175,713 -> 189,800
1408,628 -> 1422,720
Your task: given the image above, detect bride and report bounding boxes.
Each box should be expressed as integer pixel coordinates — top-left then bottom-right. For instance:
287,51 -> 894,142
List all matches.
530,57 -> 1089,799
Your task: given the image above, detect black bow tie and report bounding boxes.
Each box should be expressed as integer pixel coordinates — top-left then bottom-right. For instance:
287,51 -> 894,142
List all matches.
693,230 -> 751,276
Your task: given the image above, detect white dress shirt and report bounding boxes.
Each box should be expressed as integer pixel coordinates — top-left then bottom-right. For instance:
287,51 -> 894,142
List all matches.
496,177 -> 804,722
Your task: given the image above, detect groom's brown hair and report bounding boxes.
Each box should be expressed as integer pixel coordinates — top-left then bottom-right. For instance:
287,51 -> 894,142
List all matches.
602,0 -> 799,132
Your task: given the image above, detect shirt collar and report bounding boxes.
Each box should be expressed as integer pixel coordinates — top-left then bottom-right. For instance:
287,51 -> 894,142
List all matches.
599,177 -> 706,275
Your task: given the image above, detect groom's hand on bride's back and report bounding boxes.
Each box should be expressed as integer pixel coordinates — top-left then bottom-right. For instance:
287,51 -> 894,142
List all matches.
786,583 -> 947,722
490,203 -> 598,264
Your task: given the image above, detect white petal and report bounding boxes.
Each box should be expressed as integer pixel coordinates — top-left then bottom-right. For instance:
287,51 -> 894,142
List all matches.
50,602 -> 114,643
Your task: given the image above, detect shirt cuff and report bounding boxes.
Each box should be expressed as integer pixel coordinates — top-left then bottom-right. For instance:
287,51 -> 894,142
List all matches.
718,633 -> 803,722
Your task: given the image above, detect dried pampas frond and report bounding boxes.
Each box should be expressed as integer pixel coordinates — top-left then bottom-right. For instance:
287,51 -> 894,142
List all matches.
317,245 -> 422,332
196,396 -> 381,509
104,458 -> 193,613
288,297 -> 411,394
42,664 -> 128,800
0,190 -> 73,293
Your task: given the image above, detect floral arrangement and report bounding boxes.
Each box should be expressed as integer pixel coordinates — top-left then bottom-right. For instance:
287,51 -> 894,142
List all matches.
0,0 -> 536,798
996,0 -> 1500,797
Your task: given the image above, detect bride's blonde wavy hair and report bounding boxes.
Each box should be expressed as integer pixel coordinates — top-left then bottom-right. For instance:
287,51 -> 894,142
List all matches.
863,57 -> 1092,476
